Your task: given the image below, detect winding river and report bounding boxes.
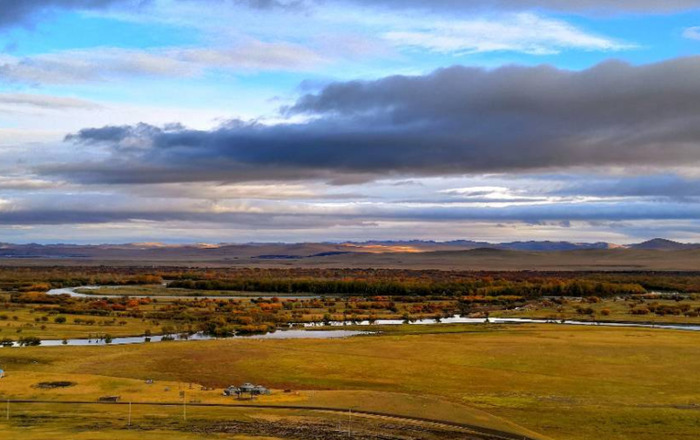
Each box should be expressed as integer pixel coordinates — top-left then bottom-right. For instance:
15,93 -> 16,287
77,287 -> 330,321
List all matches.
46,285 -> 320,300
23,285 -> 697,349
0,329 -> 369,348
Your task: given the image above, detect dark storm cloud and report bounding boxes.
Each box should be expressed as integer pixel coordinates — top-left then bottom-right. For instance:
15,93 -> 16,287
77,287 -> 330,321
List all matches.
54,57 -> 700,185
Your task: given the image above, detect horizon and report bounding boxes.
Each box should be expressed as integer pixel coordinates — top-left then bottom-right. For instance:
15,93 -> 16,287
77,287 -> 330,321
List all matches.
2,1 -> 700,243
0,237 -> 694,246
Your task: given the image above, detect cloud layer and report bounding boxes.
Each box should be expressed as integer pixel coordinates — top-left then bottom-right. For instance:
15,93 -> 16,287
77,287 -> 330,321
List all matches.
339,0 -> 700,14
0,0 -> 143,28
0,42 -> 326,85
2,0 -> 698,31
384,13 -> 629,55
56,56 -> 700,185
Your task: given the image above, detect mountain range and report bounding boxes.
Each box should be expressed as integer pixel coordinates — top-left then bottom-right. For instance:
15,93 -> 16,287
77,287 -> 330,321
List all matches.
0,238 -> 697,259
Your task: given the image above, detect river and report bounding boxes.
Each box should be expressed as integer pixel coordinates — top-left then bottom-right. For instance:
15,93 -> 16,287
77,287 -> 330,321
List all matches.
33,285 -> 700,349
47,285 -> 320,300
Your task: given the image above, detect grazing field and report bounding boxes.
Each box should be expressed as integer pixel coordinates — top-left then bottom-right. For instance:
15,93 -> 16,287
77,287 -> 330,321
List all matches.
1,266 -> 699,439
1,323 -> 699,439
494,296 -> 700,324
0,400 -> 489,440
2,247 -> 700,271
0,305 -> 160,341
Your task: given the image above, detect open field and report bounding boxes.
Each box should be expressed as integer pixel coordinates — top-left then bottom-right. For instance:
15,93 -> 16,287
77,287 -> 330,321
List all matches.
0,400 -> 493,440
493,296 -> 700,324
3,248 -> 700,271
1,266 -> 699,439
2,323 -> 699,439
0,303 -> 160,341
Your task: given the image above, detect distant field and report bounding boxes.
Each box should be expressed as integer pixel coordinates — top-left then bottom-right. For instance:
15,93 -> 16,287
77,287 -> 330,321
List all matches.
493,297 -> 700,324
1,324 -> 699,440
2,248 -> 700,270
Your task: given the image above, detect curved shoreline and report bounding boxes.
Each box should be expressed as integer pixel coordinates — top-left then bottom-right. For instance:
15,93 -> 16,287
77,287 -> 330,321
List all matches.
47,286 -> 700,332
0,329 -> 370,348
47,285 -> 321,300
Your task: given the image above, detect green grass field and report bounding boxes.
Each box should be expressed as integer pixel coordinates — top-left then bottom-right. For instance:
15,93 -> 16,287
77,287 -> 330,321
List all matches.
1,323 -> 699,439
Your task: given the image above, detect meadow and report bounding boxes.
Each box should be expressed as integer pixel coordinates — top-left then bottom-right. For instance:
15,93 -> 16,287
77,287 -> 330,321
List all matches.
1,323 -> 699,439
1,267 -> 699,439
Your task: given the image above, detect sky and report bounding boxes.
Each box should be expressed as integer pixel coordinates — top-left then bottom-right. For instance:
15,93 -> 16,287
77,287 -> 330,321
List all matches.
1,0 -> 700,244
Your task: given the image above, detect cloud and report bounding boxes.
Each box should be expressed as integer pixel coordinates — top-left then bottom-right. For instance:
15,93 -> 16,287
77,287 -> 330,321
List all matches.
684,26 -> 700,40
53,56 -> 700,185
549,174 -> 700,199
0,42 -> 326,85
384,13 -> 629,55
0,177 -> 61,190
2,0 -> 697,31
3,196 -> 700,227
235,0 -> 308,9
336,0 -> 700,14
0,0 -> 148,29
0,93 -> 99,110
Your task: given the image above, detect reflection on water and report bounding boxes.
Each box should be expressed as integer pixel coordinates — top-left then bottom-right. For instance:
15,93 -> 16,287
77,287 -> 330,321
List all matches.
305,315 -> 700,332
34,286 -> 700,350
47,286 -> 321,300
0,329 -> 369,348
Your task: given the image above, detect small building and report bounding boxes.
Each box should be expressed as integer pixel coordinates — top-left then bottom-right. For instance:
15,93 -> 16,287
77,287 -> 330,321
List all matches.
224,383 -> 270,399
223,386 -> 240,396
98,395 -> 121,402
239,383 -> 256,394
252,385 -> 270,395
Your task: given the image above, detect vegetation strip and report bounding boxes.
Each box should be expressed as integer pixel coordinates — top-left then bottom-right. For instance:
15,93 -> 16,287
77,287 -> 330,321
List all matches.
3,399 -> 538,440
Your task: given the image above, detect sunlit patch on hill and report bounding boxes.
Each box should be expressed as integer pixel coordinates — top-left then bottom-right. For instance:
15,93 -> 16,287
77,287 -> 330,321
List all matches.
343,243 -> 425,253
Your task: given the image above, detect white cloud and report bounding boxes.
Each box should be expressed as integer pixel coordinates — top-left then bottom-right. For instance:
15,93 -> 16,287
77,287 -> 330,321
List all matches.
683,26 -> 700,41
0,93 -> 99,110
385,13 -> 631,55
0,41 -> 327,85
0,177 -> 60,190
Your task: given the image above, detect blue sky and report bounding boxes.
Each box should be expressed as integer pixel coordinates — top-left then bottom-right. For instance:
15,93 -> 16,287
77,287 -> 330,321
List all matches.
1,0 -> 700,244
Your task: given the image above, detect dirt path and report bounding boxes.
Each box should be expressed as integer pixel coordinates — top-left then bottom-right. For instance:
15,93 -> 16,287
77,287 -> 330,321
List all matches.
5,399 -> 540,440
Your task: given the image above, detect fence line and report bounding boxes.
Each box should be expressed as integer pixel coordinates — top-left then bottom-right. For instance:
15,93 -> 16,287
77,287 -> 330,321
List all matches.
2,399 -> 539,440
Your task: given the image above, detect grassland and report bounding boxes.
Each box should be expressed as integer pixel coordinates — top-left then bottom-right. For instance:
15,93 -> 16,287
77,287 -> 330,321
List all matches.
2,247 -> 700,271
0,305 -> 159,341
493,297 -> 700,324
1,323 -> 699,439
0,400 -> 479,440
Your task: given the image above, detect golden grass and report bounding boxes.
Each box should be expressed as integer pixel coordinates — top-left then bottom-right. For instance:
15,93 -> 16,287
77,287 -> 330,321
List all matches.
1,324 -> 699,439
494,297 -> 700,324
0,306 -> 157,340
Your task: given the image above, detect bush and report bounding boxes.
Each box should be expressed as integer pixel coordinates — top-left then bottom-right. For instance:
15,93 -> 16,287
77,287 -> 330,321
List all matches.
18,336 -> 41,346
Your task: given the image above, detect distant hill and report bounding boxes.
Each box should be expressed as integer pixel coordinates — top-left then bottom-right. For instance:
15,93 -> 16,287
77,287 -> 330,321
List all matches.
0,239 -> 699,270
496,241 -> 614,252
628,238 -> 700,251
